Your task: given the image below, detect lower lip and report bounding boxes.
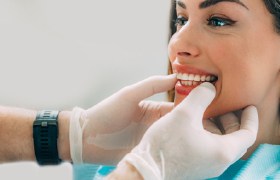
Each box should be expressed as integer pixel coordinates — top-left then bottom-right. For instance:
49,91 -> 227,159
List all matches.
175,81 -> 200,95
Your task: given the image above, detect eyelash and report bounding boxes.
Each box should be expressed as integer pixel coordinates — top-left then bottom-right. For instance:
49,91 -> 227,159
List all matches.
174,16 -> 188,27
207,16 -> 236,27
174,16 -> 236,29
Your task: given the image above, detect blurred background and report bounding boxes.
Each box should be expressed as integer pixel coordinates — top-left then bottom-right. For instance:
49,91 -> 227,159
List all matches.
0,0 -> 171,179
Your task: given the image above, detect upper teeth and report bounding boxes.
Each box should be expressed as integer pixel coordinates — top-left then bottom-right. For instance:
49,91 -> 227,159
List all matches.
177,73 -> 216,82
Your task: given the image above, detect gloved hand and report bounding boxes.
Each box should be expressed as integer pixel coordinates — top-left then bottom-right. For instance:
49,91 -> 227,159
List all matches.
69,75 -> 177,164
120,82 -> 259,180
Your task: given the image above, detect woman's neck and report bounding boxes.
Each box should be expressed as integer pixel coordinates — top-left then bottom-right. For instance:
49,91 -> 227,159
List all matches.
243,93 -> 280,159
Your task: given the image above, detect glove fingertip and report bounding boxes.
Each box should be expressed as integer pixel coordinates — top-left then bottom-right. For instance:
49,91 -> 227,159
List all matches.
240,105 -> 259,135
182,82 -> 216,108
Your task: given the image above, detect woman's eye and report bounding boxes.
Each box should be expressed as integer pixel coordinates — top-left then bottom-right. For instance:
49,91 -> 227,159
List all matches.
207,17 -> 236,27
174,16 -> 188,28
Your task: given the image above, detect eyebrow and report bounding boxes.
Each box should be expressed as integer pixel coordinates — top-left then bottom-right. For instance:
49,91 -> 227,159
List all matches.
200,0 -> 248,9
176,0 -> 249,10
176,0 -> 186,9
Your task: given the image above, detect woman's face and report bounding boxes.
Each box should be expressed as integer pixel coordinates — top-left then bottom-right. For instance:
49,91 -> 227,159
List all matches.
168,0 -> 280,118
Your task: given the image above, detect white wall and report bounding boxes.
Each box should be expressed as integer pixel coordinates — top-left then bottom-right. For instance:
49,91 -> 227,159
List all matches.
0,0 -> 171,179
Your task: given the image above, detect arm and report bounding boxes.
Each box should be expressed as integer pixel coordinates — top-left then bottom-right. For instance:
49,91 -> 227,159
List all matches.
0,75 -> 177,164
0,105 -> 143,179
0,106 -> 71,162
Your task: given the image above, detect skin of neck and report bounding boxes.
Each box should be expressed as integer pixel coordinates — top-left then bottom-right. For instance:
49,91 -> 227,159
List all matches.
243,75 -> 280,159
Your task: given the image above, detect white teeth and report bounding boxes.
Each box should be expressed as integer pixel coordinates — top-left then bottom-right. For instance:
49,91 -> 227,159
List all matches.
194,75 -> 200,81
177,73 -> 217,82
188,74 -> 194,81
180,80 -> 200,86
181,81 -> 189,86
201,75 -> 206,81
177,73 -> 189,80
181,81 -> 193,86
182,73 -> 188,80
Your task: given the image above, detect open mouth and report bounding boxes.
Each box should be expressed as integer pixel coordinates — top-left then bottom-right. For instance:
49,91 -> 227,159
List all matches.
175,73 -> 218,95
177,73 -> 218,86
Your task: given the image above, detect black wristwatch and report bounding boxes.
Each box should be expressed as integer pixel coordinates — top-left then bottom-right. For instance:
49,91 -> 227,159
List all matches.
33,110 -> 61,165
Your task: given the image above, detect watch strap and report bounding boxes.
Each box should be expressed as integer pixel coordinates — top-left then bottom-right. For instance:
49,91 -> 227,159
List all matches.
33,110 -> 61,165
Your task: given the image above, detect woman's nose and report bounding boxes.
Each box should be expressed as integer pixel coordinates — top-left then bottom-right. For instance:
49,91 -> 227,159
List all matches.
168,23 -> 201,62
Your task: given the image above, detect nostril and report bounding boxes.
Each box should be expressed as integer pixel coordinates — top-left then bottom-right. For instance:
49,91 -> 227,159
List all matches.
178,52 -> 191,56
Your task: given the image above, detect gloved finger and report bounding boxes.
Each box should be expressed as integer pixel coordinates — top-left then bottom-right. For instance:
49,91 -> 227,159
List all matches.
240,106 -> 258,135
121,74 -> 177,103
138,101 -> 174,125
203,118 -> 222,135
174,82 -> 216,126
158,102 -> 174,117
220,106 -> 258,157
219,113 -> 240,134
140,101 -> 174,116
145,101 -> 174,118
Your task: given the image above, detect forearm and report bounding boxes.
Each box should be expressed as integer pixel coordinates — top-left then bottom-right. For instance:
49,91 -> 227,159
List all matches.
106,161 -> 143,180
0,106 -> 71,163
0,106 -> 36,162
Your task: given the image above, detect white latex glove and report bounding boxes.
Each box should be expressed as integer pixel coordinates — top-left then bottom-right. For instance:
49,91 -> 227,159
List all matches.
120,82 -> 259,180
69,75 -> 177,164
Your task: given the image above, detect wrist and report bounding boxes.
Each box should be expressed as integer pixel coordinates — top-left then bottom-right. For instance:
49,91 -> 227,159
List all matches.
106,161 -> 144,180
57,111 -> 71,161
22,109 -> 37,161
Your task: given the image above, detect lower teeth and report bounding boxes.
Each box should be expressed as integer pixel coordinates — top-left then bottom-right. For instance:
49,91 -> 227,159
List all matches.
181,80 -> 201,86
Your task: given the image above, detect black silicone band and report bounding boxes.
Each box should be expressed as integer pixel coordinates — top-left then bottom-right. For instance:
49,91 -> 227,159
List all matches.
33,110 -> 61,165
